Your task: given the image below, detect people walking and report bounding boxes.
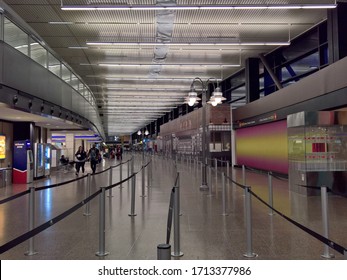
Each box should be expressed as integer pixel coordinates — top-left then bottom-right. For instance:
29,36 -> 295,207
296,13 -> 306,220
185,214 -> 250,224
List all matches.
88,144 -> 100,174
75,146 -> 87,175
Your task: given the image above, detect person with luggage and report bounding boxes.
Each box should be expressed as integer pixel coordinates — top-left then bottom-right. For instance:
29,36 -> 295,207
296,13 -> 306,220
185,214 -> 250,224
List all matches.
88,144 -> 100,174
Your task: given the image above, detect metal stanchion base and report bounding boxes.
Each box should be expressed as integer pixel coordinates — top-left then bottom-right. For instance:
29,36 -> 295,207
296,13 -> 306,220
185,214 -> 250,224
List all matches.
95,251 -> 109,257
25,251 -> 38,256
157,244 -> 171,260
243,252 -> 258,258
171,251 -> 184,257
199,184 -> 209,191
83,212 -> 92,216
107,195 -> 114,198
128,213 -> 137,217
321,253 -> 335,259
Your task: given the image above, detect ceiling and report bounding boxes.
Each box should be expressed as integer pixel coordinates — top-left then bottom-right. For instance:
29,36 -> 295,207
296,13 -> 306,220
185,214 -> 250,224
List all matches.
2,0 -> 336,137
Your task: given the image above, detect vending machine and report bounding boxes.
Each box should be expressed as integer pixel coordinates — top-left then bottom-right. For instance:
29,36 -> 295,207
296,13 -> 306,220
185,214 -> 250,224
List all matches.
34,143 -> 44,179
44,144 -> 51,176
13,140 -> 34,184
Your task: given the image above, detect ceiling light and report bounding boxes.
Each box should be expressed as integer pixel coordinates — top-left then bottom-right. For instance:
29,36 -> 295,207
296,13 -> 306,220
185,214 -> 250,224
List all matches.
106,87 -> 189,91
185,91 -> 201,106
98,63 -> 240,67
68,46 -> 89,49
207,87 -> 226,106
88,76 -> 222,82
87,41 -> 290,46
49,21 -> 74,24
61,4 -> 336,11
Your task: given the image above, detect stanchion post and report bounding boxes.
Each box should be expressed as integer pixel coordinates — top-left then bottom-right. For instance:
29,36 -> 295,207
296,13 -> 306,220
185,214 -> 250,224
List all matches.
243,186 -> 257,258
129,174 -> 137,216
208,165 -> 213,196
25,186 -> 38,256
108,167 -> 113,197
127,159 -> 130,187
119,160 -> 123,188
268,172 -> 274,216
172,173 -> 183,257
242,165 -> 246,186
129,159 -> 137,216
321,185 -> 334,259
84,173 -> 92,216
226,161 -> 230,184
221,172 -> 228,216
140,165 -> 146,197
95,187 -> 109,256
215,158 -> 218,188
157,244 -> 171,260
147,160 -> 151,188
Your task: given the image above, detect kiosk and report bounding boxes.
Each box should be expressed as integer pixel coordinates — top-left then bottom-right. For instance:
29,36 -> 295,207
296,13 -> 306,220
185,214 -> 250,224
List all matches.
13,140 -> 34,184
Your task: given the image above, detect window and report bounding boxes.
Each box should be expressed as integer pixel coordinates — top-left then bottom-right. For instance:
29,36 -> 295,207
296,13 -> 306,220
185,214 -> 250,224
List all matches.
4,18 -> 29,56
48,52 -> 61,77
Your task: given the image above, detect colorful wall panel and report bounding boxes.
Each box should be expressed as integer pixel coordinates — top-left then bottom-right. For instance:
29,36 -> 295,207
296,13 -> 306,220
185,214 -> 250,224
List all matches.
235,120 -> 288,174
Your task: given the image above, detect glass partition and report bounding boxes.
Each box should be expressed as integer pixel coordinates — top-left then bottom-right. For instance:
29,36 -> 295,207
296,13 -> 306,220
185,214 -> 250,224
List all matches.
61,64 -> 71,83
30,38 -> 47,68
2,16 -> 97,111
48,52 -> 61,77
4,17 -> 29,56
70,74 -> 79,90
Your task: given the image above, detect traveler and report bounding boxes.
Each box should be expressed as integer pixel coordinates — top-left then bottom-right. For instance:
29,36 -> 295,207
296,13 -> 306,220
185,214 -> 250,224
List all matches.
88,144 -> 99,174
75,146 -> 87,175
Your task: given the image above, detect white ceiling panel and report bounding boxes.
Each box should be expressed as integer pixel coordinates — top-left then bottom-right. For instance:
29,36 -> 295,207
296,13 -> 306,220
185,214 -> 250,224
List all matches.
1,0 -> 336,136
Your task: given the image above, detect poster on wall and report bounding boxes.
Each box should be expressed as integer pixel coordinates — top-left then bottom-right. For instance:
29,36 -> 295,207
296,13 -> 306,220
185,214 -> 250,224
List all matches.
0,135 -> 5,159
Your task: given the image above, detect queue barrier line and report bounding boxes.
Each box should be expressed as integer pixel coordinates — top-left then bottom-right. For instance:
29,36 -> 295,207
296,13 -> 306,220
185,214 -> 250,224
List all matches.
224,171 -> 347,257
186,160 -> 347,257
0,157 -> 133,205
0,189 -> 102,254
248,188 -> 347,256
0,157 -> 148,255
0,162 -> 143,255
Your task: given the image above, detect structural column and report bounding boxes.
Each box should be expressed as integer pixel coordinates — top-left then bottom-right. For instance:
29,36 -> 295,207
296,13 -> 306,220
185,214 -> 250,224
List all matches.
245,57 -> 260,103
65,133 -> 75,160
328,2 -> 347,64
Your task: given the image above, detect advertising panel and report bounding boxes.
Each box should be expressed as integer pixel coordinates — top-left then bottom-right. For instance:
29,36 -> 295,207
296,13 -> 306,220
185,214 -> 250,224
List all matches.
0,135 -> 5,159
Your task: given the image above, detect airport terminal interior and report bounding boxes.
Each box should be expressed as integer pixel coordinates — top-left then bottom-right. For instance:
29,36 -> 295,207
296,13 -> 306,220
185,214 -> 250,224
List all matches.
0,0 -> 347,260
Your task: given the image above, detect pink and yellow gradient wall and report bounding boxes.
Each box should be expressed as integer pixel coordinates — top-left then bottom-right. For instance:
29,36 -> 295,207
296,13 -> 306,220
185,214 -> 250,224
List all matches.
235,120 -> 288,174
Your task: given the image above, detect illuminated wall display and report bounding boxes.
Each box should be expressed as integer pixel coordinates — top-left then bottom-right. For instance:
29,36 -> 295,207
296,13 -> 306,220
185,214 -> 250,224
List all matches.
0,135 -> 6,159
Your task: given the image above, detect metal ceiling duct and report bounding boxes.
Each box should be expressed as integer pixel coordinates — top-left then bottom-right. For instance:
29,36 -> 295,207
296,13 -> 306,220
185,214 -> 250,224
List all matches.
150,0 -> 176,78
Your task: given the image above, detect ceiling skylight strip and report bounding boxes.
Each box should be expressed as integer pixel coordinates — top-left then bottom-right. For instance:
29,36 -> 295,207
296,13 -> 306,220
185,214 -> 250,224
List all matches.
61,4 -> 337,11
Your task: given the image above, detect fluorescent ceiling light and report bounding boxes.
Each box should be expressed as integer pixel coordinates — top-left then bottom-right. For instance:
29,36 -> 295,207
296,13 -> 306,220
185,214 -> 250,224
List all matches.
98,63 -> 240,67
87,76 -> 222,81
61,4 -> 336,11
49,21 -> 74,24
68,46 -> 89,49
106,87 -> 189,91
87,41 -> 290,46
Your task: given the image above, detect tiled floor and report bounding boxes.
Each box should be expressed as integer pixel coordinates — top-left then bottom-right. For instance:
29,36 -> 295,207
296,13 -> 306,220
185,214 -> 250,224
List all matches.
0,153 -> 346,260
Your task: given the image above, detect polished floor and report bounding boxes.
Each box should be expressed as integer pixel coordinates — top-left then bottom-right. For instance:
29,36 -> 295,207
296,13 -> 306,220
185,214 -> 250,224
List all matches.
0,153 -> 346,260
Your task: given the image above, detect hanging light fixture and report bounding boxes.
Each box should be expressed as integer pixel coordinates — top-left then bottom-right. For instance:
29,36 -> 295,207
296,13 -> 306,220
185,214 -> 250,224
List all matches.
185,86 -> 201,106
207,86 -> 226,106
137,130 -> 141,135
145,129 -> 149,136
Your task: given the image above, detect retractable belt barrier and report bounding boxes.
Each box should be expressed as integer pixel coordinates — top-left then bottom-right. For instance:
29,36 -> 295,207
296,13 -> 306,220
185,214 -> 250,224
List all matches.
225,170 -> 347,258
0,157 -> 143,255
